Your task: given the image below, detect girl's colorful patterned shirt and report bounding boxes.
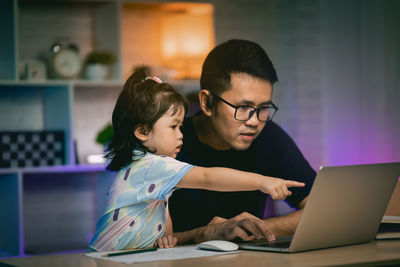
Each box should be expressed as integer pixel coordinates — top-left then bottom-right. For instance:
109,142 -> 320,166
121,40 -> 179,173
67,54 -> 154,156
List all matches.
89,152 -> 193,251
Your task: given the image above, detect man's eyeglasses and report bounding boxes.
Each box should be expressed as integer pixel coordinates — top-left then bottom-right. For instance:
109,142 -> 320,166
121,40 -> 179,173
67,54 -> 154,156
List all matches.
212,93 -> 278,122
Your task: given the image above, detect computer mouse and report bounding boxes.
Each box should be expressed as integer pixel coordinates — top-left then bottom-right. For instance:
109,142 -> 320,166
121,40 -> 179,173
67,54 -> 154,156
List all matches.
197,240 -> 239,252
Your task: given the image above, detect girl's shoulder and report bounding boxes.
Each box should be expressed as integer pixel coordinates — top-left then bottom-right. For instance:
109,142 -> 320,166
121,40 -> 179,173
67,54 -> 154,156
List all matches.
131,151 -> 177,166
130,149 -> 193,170
140,153 -> 193,172
145,153 -> 181,165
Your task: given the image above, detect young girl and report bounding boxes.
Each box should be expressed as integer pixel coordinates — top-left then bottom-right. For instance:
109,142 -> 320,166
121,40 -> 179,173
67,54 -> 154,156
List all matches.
89,70 -> 304,251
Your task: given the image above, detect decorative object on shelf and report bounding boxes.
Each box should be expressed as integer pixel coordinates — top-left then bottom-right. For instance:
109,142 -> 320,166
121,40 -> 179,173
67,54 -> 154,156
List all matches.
19,60 -> 47,81
86,123 -> 113,165
0,131 -> 65,168
49,39 -> 82,79
84,50 -> 116,80
95,123 -> 113,149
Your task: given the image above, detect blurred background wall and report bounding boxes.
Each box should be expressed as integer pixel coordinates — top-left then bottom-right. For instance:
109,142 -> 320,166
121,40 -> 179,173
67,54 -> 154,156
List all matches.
210,0 -> 400,170
15,0 -> 400,169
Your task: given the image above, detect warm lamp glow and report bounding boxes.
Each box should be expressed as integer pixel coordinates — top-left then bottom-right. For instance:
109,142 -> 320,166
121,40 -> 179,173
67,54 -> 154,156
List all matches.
121,2 -> 214,80
160,4 -> 214,79
162,15 -> 212,58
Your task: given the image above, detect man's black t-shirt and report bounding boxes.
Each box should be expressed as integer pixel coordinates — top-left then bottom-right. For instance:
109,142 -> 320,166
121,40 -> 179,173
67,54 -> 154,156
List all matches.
169,116 -> 316,232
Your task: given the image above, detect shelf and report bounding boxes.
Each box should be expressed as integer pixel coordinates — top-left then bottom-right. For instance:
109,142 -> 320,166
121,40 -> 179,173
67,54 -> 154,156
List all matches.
0,1 -> 17,80
0,166 -> 115,257
22,168 -> 114,255
0,173 -> 20,258
0,79 -> 126,87
0,0 -> 205,258
0,83 -> 74,166
17,0 -> 121,81
72,80 -> 124,87
0,164 -> 107,174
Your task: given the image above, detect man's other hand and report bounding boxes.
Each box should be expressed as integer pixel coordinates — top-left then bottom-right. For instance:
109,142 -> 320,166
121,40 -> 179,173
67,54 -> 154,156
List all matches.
195,212 -> 275,243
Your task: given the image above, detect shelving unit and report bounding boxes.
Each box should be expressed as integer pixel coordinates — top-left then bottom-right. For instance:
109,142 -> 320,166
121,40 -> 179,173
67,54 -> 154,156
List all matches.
0,0 -> 121,258
0,0 -> 111,258
0,81 -> 74,164
1,0 -> 123,164
0,171 -> 19,257
0,0 -> 202,258
0,1 -> 17,80
0,166 -> 115,258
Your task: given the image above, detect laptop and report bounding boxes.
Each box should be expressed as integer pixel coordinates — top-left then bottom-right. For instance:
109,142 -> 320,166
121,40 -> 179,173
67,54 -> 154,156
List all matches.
239,162 -> 400,253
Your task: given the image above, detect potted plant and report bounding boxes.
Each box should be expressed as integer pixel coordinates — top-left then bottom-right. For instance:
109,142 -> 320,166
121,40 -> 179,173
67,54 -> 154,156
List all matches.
84,50 -> 116,80
96,123 -> 113,151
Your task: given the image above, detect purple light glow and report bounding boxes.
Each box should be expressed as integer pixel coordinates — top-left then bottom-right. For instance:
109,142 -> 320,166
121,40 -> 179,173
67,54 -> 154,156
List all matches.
321,122 -> 400,167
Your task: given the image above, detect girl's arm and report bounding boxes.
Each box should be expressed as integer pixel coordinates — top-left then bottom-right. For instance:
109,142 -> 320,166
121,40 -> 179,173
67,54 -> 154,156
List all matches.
176,167 -> 304,200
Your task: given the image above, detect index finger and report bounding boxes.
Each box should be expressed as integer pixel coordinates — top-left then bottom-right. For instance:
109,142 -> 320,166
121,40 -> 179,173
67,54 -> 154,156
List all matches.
285,180 -> 305,188
238,218 -> 275,241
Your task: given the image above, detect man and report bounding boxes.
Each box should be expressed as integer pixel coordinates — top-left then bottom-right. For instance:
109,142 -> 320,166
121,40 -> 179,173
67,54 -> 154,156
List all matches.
169,39 -> 316,244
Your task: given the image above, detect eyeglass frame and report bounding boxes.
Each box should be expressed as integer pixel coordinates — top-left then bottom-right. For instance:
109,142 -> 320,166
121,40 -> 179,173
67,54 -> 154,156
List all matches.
210,91 -> 278,122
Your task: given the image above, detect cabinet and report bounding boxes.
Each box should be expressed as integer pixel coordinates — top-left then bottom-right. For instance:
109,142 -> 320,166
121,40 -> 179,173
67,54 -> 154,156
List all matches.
0,166 -> 115,257
0,0 -> 200,258
0,0 -> 123,165
0,1 -> 120,256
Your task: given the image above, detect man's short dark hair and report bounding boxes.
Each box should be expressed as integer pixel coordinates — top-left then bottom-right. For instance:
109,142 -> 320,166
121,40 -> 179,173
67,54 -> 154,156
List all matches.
200,39 -> 278,95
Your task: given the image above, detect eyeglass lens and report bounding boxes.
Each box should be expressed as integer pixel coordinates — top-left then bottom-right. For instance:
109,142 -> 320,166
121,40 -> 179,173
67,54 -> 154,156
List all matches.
236,106 -> 276,121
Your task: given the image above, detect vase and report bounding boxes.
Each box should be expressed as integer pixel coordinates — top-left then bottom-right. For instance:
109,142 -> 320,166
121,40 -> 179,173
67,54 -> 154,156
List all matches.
85,64 -> 111,81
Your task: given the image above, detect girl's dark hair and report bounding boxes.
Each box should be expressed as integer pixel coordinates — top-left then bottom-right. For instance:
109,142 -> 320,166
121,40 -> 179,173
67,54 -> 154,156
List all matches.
106,70 -> 188,171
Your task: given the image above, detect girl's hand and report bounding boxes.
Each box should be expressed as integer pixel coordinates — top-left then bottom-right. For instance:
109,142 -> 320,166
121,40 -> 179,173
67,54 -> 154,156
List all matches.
154,235 -> 177,248
261,178 -> 305,200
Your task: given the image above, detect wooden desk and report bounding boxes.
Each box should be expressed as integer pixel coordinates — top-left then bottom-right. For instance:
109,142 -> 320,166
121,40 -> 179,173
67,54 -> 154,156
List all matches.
1,240 -> 400,267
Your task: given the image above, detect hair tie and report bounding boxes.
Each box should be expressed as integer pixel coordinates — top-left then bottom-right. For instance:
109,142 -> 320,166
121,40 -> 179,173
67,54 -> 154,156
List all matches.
145,76 -> 162,84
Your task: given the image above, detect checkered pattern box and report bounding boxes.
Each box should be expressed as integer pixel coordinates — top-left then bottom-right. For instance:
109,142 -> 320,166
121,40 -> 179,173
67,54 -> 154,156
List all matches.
0,131 -> 65,168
